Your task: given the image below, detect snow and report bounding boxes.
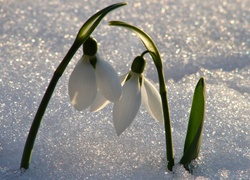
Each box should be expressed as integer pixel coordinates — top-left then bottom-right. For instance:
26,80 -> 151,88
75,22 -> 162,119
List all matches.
0,0 -> 249,179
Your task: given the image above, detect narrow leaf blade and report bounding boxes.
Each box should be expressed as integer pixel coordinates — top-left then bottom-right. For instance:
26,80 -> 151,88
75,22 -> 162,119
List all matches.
180,77 -> 206,166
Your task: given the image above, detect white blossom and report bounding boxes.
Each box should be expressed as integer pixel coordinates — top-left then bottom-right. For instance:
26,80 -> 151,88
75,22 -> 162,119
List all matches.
68,54 -> 122,111
113,72 -> 164,135
90,70 -> 164,136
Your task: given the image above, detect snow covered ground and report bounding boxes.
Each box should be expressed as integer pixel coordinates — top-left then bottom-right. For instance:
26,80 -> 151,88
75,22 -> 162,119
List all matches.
0,0 -> 249,179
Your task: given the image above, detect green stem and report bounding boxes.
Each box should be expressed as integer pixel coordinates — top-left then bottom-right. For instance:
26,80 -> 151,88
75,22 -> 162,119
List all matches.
108,21 -> 175,171
20,2 -> 127,170
156,66 -> 174,171
20,40 -> 81,170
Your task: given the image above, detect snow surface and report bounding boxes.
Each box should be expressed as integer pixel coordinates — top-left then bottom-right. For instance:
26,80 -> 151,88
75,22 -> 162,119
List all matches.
0,0 -> 249,179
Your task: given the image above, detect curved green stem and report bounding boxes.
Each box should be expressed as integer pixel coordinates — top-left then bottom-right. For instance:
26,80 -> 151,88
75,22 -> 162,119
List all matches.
109,21 -> 174,171
20,2 -> 127,170
141,50 -> 150,57
20,41 -> 80,170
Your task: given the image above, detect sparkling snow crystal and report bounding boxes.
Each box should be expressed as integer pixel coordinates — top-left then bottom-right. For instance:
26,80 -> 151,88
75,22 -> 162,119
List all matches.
0,0 -> 249,179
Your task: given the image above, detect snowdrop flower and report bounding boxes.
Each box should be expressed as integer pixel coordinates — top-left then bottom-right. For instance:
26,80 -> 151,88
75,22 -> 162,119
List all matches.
90,55 -> 164,135
68,37 -> 122,111
113,56 -> 164,135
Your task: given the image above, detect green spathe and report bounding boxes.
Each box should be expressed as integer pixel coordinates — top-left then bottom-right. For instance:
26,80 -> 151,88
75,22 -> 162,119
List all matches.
180,77 -> 206,167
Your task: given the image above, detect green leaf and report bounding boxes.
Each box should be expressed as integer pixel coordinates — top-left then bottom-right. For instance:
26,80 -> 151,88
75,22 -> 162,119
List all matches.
76,3 -> 127,45
180,77 -> 206,166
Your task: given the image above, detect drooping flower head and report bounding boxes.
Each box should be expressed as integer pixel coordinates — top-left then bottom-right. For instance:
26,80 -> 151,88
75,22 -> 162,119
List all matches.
68,37 -> 122,111
113,55 -> 164,135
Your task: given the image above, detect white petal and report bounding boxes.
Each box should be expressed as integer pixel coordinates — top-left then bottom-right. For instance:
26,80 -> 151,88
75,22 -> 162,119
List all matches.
142,78 -> 164,123
90,73 -> 129,112
113,74 -> 141,135
68,56 -> 97,111
95,55 -> 122,102
90,91 -> 109,112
